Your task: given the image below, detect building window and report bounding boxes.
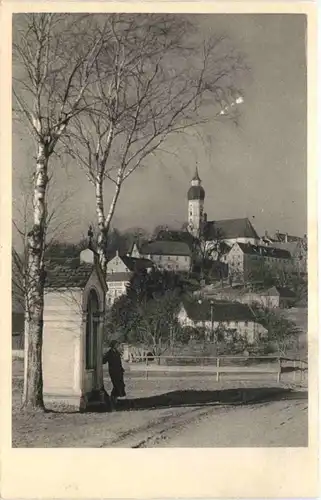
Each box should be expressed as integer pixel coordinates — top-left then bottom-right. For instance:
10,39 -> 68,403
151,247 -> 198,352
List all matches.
168,256 -> 170,260
245,321 -> 248,327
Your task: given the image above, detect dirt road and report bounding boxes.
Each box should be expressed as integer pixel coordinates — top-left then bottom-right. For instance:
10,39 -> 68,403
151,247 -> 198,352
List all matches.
136,398 -> 308,448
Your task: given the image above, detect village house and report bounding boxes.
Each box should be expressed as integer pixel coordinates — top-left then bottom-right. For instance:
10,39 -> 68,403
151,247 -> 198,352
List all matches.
209,286 -> 296,309
178,299 -> 267,343
260,231 -> 307,275
139,240 -> 192,272
270,240 -> 307,275
106,251 -> 154,304
224,242 -> 293,282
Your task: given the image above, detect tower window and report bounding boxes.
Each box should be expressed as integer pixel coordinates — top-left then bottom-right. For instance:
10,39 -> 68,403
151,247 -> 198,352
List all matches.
189,211 -> 192,217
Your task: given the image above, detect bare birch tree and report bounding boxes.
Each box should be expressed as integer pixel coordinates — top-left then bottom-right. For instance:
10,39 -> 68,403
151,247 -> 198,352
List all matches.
63,14 -> 246,274
12,172 -> 78,316
13,13 -> 109,410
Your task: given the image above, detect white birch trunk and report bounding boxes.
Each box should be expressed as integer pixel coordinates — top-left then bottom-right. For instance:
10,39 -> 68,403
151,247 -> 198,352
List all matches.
95,172 -> 107,273
22,142 -> 48,410
95,168 -> 122,276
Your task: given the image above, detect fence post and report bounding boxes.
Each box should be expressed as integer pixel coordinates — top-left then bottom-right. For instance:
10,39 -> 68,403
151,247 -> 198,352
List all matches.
216,357 -> 220,382
300,361 -> 303,382
293,359 -> 296,382
145,356 -> 148,380
277,357 -> 282,383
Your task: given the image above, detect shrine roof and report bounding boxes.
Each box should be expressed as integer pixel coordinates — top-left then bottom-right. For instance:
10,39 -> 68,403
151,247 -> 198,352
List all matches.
45,259 -> 96,289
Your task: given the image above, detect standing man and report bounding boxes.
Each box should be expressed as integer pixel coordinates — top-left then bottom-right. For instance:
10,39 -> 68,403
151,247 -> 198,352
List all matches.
103,340 -> 126,408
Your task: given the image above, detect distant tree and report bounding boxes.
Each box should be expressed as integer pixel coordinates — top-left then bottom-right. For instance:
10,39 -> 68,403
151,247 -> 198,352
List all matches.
251,305 -> 301,356
245,260 -> 307,305
108,269 -> 191,352
191,222 -> 226,280
126,268 -> 186,303
127,291 -> 181,358
121,227 -> 150,249
246,261 -> 283,288
104,228 -> 122,260
105,294 -> 136,342
151,225 -> 170,240
175,325 -> 194,345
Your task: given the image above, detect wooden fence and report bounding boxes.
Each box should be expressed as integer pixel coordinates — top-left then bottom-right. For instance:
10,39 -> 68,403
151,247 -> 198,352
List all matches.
127,355 -> 308,383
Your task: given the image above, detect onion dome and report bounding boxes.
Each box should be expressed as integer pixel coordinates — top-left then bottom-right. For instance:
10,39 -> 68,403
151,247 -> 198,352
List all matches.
188,185 -> 205,200
187,166 -> 205,200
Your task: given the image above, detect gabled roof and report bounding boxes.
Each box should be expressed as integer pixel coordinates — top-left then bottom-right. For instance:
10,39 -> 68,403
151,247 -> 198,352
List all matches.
45,262 -> 93,288
140,240 -> 192,257
45,258 -> 107,291
121,255 -> 154,271
236,242 -> 291,259
204,218 -> 259,241
181,299 -> 257,322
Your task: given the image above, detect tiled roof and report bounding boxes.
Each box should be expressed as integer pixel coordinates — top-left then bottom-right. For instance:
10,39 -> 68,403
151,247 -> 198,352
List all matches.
269,241 -> 302,257
182,299 -> 256,322
237,242 -> 291,259
140,240 -> 192,257
106,271 -> 132,282
45,260 -> 94,288
204,218 -> 259,240
273,232 -> 303,243
44,256 -> 108,291
121,256 -> 154,271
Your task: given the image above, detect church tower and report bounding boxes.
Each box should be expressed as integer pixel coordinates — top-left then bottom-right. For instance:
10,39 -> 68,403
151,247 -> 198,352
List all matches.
187,166 -> 205,237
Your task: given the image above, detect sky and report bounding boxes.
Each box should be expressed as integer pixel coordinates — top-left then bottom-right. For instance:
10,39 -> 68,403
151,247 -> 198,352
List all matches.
12,14 -> 307,244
